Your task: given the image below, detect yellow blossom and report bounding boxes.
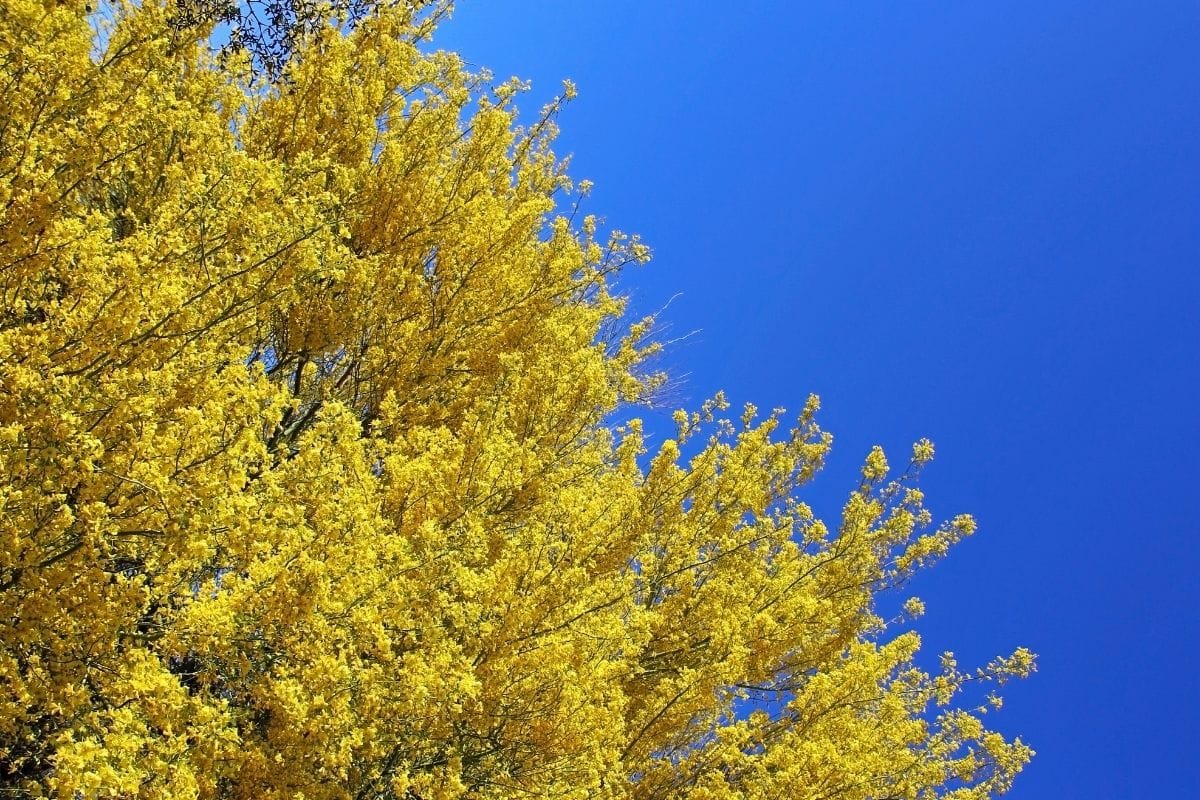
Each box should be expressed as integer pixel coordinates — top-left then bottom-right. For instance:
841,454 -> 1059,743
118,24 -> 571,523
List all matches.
0,3 -> 1032,798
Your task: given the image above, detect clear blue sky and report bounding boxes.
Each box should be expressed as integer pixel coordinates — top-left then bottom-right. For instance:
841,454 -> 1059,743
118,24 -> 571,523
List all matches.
435,2 -> 1198,797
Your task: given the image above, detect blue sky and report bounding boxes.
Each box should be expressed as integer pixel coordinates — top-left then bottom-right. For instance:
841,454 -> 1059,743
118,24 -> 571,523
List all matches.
435,2 -> 1198,797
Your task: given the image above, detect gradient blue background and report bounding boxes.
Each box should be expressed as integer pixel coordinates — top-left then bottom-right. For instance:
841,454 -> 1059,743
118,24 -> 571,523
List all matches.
436,3 -> 1198,797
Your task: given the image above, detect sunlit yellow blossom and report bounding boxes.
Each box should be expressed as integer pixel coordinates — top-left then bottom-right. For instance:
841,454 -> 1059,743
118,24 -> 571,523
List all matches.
863,445 -> 890,481
0,3 -> 1031,798
913,437 -> 936,464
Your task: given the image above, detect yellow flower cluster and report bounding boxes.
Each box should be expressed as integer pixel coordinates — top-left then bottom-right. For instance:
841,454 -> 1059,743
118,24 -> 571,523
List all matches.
0,2 -> 1032,797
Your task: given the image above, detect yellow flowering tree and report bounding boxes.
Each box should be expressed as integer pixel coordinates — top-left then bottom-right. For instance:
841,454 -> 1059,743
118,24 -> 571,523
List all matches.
0,2 -> 1033,798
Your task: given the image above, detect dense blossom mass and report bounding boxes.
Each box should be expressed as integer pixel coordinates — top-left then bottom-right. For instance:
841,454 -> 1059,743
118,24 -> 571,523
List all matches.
0,2 -> 1033,797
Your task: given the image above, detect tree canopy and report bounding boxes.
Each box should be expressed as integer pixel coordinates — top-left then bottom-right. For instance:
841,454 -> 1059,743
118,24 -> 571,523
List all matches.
0,2 -> 1032,797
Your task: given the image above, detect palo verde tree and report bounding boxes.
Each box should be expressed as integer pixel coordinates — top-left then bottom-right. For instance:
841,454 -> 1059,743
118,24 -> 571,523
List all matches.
0,1 -> 1033,798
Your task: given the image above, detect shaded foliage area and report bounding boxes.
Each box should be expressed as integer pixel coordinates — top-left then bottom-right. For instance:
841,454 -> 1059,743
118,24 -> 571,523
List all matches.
169,0 -> 449,76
